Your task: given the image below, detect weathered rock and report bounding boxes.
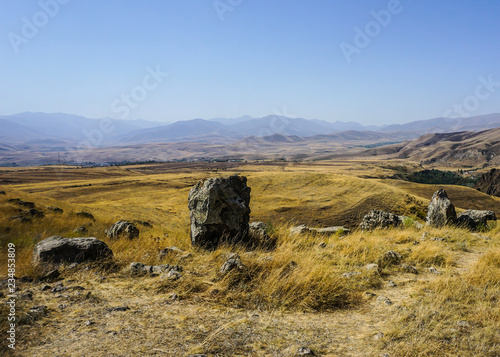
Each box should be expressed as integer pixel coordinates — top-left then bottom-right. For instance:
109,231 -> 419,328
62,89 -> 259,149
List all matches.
189,175 -> 251,249
18,200 -> 35,208
10,215 -> 32,223
220,253 -> 246,276
297,347 -> 316,356
33,236 -> 112,265
457,209 -> 497,230
290,225 -> 350,236
24,209 -> 44,218
381,250 -> 402,265
290,225 -> 309,235
74,226 -> 88,234
158,246 -> 185,260
248,222 -> 277,249
359,210 -> 402,230
129,262 -> 182,276
455,214 -> 477,230
47,206 -> 63,214
425,189 -> 456,227
76,211 -> 95,220
106,221 -> 139,239
401,264 -> 418,274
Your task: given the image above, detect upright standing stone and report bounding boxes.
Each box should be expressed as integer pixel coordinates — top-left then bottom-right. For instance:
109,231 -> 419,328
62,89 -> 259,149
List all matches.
188,175 -> 251,249
426,189 -> 456,227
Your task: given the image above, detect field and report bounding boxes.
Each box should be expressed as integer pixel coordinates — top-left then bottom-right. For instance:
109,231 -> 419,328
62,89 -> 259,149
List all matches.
1,160 -> 500,356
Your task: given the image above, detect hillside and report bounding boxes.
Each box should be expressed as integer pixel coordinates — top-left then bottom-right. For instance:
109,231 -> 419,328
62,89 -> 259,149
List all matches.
1,161 -> 499,356
364,127 -> 500,166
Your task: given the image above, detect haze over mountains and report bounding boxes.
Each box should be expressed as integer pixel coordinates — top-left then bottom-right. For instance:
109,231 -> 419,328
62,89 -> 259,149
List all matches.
1,112 -> 500,166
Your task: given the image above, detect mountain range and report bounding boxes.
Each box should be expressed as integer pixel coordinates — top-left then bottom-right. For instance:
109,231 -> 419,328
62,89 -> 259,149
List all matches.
2,112 -> 500,147
1,112 -> 500,166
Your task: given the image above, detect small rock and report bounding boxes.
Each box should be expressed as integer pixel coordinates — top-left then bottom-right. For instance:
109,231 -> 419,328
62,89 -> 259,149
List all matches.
377,296 -> 393,305
457,320 -> 470,328
74,226 -> 88,233
84,320 -> 95,326
24,209 -> 44,218
290,225 -> 310,235
161,270 -> 182,281
29,305 -> 48,315
401,264 -> 418,274
342,271 -> 361,278
58,304 -> 69,310
374,332 -> 384,340
297,347 -> 316,356
158,246 -> 185,259
107,306 -> 129,312
431,236 -> 446,242
76,211 -> 95,220
106,221 -> 139,239
47,206 -> 63,213
10,215 -> 32,224
382,250 -> 402,265
18,200 -> 35,208
429,267 -> 439,274
220,253 -> 246,275
387,280 -> 397,287
365,263 -> 380,272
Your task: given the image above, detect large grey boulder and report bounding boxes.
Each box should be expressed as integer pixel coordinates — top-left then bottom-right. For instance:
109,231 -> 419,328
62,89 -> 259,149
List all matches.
426,189 -> 456,227
188,175 -> 251,249
33,236 -> 112,265
457,209 -> 496,230
359,210 -> 402,230
106,221 -> 139,239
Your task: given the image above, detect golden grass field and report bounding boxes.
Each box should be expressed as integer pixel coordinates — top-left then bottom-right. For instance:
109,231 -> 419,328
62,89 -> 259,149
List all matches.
1,160 -> 499,356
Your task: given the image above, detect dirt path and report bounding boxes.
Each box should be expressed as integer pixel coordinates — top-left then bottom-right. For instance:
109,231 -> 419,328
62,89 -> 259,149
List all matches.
12,245 -> 488,357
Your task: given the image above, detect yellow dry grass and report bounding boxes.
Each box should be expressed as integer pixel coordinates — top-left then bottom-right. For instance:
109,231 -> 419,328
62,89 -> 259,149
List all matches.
0,160 -> 499,356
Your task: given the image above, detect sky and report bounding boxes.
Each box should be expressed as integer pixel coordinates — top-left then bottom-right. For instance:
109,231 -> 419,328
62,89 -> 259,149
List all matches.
1,0 -> 500,125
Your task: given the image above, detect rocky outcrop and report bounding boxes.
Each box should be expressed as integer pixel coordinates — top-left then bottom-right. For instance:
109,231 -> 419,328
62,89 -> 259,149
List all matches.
76,211 -> 95,220
359,210 -> 402,230
248,222 -> 277,249
188,175 -> 251,249
425,189 -> 456,227
220,253 -> 246,276
457,210 -> 496,230
474,168 -> 500,197
33,236 -> 112,265
106,221 -> 139,239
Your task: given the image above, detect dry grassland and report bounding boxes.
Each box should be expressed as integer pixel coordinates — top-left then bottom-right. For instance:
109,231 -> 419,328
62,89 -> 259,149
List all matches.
1,160 -> 499,356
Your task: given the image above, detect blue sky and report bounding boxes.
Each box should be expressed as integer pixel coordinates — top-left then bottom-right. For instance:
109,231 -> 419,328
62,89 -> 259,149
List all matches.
1,0 -> 499,124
